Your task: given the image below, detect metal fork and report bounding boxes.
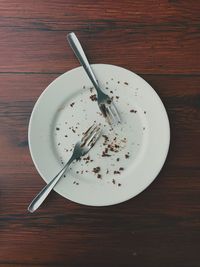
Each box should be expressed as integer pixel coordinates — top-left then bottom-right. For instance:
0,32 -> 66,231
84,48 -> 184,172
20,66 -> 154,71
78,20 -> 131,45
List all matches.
28,123 -> 102,213
67,32 -> 121,125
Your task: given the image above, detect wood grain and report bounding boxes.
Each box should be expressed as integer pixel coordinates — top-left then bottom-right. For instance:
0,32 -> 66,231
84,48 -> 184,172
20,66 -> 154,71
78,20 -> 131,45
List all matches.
0,0 -> 200,266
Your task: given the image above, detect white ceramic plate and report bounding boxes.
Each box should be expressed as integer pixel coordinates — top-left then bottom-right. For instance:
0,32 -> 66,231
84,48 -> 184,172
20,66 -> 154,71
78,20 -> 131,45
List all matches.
28,64 -> 170,206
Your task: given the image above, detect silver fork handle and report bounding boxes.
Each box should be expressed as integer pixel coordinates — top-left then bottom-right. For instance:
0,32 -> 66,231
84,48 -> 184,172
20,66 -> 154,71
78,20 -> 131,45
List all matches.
67,32 -> 103,96
28,160 -> 72,213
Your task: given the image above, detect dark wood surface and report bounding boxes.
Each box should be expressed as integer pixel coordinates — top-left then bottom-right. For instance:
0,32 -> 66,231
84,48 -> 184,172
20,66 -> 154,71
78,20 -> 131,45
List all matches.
0,1 -> 200,266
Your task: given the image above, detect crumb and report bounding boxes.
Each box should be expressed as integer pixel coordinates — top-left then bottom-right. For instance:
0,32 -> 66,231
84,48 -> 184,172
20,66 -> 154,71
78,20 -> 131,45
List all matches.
118,183 -> 121,187
56,127 -> 60,131
72,129 -> 75,133
117,81 -> 120,84
76,182 -> 79,185
114,171 -> 120,174
65,135 -> 68,137
102,135 -> 109,142
125,154 -> 129,159
112,179 -> 116,184
110,91 -> 113,94
73,181 -> 76,184
102,152 -> 111,157
106,87 -> 108,89
97,174 -> 102,179
106,169 -> 109,174
116,158 -> 120,162
143,127 -> 145,130
130,109 -> 137,113
111,78 -> 114,81
83,85 -> 86,89
93,167 -> 101,173
144,111 -> 146,114
64,175 -> 66,177
116,96 -> 119,99
90,94 -> 97,101
119,167 -> 124,171
70,102 -> 75,107
107,99 -> 111,104
124,82 -> 129,85
58,143 -> 60,146
76,171 -> 79,174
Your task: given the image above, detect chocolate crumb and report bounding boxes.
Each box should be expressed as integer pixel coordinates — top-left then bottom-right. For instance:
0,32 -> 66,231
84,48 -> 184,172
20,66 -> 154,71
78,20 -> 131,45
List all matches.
102,152 -> 111,157
111,78 -> 114,81
116,96 -> 119,99
106,169 -> 109,174
64,175 -> 66,177
117,81 -> 120,84
118,183 -> 121,187
73,181 -> 76,184
76,182 -> 79,185
114,171 -> 120,174
144,111 -> 146,114
93,167 -> 101,173
125,154 -> 130,159
112,179 -> 116,184
83,85 -> 86,89
97,174 -> 102,179
107,99 -> 111,104
65,135 -> 68,138
143,127 -> 145,130
110,91 -> 113,94
119,167 -> 124,171
56,127 -> 60,131
58,143 -> 60,146
130,109 -> 137,113
72,129 -> 76,133
70,102 -> 75,107
116,158 -> 120,162
124,82 -> 129,85
102,135 -> 109,141
90,94 -> 97,101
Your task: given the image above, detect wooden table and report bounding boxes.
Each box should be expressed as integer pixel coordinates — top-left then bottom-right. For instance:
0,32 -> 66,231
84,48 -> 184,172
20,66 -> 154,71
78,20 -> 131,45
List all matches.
0,1 -> 200,266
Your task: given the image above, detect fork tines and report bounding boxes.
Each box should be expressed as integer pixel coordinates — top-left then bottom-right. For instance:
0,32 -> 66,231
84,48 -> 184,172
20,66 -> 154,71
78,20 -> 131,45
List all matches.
81,123 -> 102,147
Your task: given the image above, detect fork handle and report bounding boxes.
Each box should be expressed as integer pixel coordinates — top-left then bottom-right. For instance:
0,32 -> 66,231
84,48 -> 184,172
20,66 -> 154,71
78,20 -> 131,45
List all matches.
67,32 -> 103,96
28,160 -> 72,213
